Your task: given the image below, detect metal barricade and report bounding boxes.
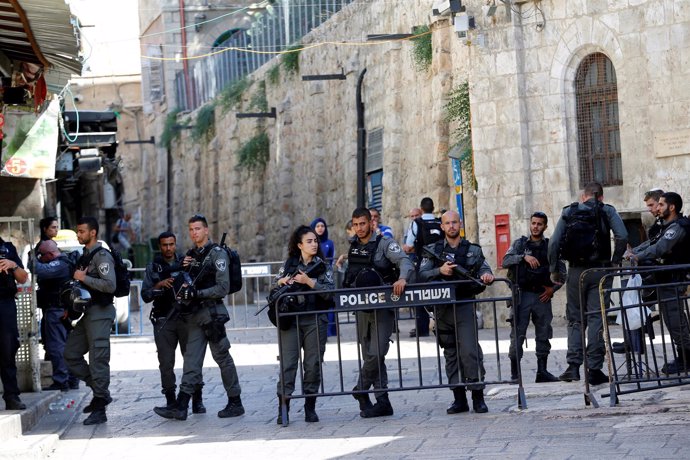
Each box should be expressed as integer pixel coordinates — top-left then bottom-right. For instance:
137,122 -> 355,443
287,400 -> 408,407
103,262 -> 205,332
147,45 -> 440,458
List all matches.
273,279 -> 525,426
580,265 -> 690,407
226,261 -> 284,329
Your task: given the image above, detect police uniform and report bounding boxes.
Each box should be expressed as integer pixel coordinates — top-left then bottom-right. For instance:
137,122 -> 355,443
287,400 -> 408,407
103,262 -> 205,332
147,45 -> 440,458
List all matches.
33,253 -> 77,389
344,234 -> 413,417
63,243 -> 117,420
548,199 -> 628,381
142,253 -> 201,409
157,241 -> 244,420
418,239 -> 491,393
633,216 -> 690,372
273,256 -> 334,423
0,240 -> 25,409
502,236 -> 566,382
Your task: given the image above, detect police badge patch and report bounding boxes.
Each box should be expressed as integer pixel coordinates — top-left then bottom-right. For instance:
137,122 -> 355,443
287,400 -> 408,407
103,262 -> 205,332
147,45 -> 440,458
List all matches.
664,229 -> 676,240
215,259 -> 227,272
99,263 -> 110,276
389,242 -> 401,253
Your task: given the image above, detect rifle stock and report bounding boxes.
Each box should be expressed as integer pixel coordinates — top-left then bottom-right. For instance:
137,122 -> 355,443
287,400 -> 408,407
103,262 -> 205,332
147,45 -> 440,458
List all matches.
256,259 -> 326,316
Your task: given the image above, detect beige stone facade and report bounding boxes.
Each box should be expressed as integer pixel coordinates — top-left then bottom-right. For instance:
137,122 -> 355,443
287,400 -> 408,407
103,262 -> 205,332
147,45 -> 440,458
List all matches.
134,1 -> 690,324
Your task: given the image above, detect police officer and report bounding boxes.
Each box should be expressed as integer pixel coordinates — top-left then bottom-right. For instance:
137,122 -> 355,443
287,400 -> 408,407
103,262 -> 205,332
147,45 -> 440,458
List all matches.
142,231 -> 206,414
548,182 -> 628,385
418,211 -> 494,414
345,207 -> 413,418
154,215 -> 244,421
33,240 -> 79,391
0,236 -> 29,410
502,212 -> 565,383
64,217 -> 117,425
627,192 -> 690,374
273,225 -> 334,424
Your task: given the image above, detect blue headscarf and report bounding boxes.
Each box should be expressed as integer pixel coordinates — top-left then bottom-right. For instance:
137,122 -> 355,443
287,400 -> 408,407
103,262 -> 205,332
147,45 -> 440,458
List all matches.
310,217 -> 329,242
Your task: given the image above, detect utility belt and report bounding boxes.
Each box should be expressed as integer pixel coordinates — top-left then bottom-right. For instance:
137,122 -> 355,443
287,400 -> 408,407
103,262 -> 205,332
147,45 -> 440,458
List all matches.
519,285 -> 546,294
196,301 -> 230,344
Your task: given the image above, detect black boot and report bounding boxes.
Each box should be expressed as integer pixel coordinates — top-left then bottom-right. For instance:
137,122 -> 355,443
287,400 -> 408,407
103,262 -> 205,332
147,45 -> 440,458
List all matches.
352,386 -> 373,412
192,388 -> 206,414
471,390 -> 488,414
510,357 -> 519,382
304,396 -> 319,423
446,387 -> 469,414
218,395 -> 245,418
83,395 -> 113,413
662,348 -> 690,375
154,392 -> 190,420
154,390 -> 176,411
559,364 -> 581,382
276,395 -> 290,425
83,397 -> 109,425
361,393 -> 394,418
535,357 -> 559,383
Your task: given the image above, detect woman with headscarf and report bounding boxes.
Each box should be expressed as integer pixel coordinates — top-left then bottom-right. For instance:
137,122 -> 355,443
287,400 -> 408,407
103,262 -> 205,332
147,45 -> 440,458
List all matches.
310,218 -> 337,337
273,225 -> 334,424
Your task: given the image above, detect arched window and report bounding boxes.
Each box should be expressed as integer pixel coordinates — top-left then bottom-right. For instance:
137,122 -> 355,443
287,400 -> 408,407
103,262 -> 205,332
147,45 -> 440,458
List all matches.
575,53 -> 622,187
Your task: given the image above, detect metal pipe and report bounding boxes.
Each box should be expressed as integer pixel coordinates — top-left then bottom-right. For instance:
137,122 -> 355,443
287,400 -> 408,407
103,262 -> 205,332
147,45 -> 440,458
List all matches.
356,68 -> 367,208
179,0 -> 192,110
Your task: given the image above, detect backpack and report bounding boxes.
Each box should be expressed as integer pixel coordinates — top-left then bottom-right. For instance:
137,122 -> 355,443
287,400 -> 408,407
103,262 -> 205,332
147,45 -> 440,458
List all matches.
218,233 -> 242,294
414,217 -> 444,266
82,247 -> 131,298
560,202 -> 609,265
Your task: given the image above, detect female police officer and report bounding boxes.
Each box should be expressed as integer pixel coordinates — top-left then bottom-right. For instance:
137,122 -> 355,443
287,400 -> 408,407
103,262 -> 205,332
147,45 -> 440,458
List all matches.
273,225 -> 334,424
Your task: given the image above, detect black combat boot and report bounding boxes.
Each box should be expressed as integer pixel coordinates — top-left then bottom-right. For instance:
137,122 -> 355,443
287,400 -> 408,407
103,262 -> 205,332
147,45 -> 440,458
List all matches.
154,390 -> 176,411
471,389 -> 488,414
446,387 -> 469,414
558,364 -> 581,382
218,395 -> 245,418
83,397 -> 109,425
361,393 -> 394,418
304,395 -> 319,423
535,357 -> 559,383
276,395 -> 290,425
662,348 -> 690,375
154,392 -> 190,420
192,388 -> 206,414
587,368 -> 609,386
510,357 -> 519,382
83,395 -> 113,413
352,386 -> 373,412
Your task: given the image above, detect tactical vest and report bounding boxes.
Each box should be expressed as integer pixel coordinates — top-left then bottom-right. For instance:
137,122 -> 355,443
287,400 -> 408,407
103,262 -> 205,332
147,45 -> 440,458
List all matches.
36,256 -> 73,307
186,242 -> 221,305
281,257 -> 330,311
661,217 -> 690,266
0,242 -> 18,297
434,239 -> 485,298
345,235 -> 397,287
516,238 -> 551,291
77,248 -> 114,306
151,255 -> 184,314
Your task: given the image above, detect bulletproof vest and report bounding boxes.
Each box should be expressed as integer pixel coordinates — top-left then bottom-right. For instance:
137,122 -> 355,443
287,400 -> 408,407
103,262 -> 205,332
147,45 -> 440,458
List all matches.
648,221 -> 663,243
414,218 -> 444,254
78,248 -> 114,306
345,235 -> 397,286
516,238 -> 551,290
434,239 -> 486,298
151,254 -> 184,313
36,256 -> 73,307
560,201 -> 612,266
661,216 -> 690,266
187,242 -> 220,292
281,257 -> 329,311
0,242 -> 17,297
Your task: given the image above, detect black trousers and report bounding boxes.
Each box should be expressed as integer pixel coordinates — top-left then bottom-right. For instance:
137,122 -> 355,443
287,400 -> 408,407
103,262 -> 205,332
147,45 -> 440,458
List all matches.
0,297 -> 20,398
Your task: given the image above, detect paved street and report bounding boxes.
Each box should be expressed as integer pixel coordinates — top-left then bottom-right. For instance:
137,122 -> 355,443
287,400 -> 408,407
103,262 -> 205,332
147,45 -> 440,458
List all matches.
42,321 -> 690,460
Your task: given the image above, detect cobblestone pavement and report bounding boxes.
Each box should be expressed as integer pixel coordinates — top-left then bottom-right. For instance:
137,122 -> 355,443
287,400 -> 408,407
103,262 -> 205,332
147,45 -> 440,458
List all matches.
45,322 -> 690,460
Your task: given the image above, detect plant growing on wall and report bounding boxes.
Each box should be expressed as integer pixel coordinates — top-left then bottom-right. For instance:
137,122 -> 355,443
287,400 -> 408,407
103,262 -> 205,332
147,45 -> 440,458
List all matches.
159,108 -> 183,150
219,77 -> 251,113
237,131 -> 270,170
282,43 -> 302,75
267,64 -> 280,86
249,81 -> 268,112
444,82 -> 477,190
192,102 -> 216,142
411,25 -> 432,72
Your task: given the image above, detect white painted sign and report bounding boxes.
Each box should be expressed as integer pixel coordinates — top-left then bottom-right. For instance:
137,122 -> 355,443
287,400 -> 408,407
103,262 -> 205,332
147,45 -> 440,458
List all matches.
241,264 -> 271,277
654,129 -> 690,158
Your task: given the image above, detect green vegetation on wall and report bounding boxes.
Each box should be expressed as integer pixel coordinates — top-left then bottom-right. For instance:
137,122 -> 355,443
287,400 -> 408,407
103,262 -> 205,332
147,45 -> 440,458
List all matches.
267,64 -> 281,86
237,131 -> 270,170
411,25 -> 432,72
159,108 -> 183,150
219,77 -> 251,113
444,82 -> 477,190
249,81 -> 268,112
282,44 -> 302,75
192,103 -> 216,142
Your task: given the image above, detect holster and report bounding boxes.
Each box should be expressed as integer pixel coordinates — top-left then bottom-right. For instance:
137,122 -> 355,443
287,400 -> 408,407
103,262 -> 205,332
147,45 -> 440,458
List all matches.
197,301 -> 230,343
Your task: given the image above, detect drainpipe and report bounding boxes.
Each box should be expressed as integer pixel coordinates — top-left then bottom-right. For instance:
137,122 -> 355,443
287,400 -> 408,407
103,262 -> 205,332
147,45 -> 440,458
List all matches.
179,0 -> 192,109
356,68 -> 367,208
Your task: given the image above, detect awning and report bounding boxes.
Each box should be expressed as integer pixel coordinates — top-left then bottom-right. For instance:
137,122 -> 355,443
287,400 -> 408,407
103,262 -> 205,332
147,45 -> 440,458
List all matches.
0,0 -> 82,81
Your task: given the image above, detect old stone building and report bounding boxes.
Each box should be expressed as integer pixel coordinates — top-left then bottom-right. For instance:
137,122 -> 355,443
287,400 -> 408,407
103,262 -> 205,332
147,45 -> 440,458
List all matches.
134,0 -> 690,321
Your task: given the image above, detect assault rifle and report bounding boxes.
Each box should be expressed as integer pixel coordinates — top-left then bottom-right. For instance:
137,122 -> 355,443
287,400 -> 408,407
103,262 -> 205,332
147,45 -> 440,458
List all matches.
422,245 -> 486,290
255,258 -> 326,317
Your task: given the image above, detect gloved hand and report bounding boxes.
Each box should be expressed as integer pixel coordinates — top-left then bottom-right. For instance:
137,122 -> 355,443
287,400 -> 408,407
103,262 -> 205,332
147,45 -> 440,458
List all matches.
178,285 -> 198,301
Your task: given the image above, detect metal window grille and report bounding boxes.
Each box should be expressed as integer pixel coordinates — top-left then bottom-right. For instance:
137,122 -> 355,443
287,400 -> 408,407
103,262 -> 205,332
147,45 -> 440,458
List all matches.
575,53 -> 623,187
